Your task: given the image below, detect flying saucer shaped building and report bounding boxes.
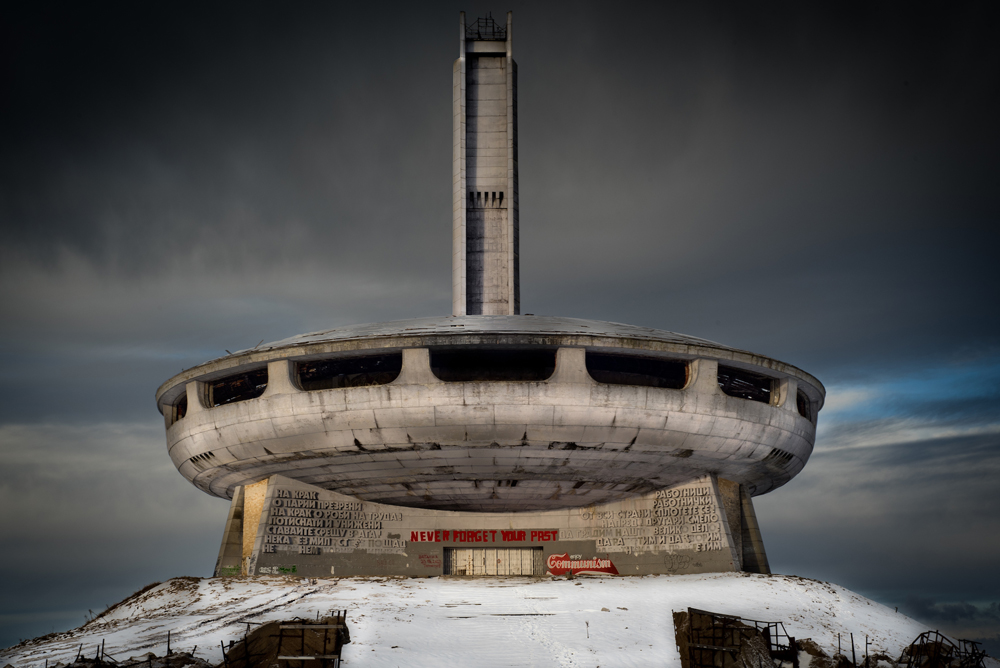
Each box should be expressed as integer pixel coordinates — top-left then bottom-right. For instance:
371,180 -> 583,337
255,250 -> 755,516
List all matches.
156,12 -> 824,579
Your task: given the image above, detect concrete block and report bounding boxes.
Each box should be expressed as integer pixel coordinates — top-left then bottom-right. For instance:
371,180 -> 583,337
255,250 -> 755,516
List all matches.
463,382 -> 530,405
590,384 -> 647,409
373,406 -> 436,428
527,424 -> 587,443
494,404 -> 553,425
582,425 -> 639,445
322,409 -> 378,431
434,404 -> 495,426
553,405 -> 616,428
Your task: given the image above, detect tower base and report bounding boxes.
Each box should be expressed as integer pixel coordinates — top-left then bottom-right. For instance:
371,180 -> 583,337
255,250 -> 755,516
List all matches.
215,475 -> 769,578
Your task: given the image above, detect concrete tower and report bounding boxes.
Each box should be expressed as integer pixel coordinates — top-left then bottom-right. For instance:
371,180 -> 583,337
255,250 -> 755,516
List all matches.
452,11 -> 519,316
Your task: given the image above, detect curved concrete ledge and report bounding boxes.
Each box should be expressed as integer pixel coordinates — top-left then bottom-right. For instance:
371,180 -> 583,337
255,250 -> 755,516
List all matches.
155,316 -> 826,411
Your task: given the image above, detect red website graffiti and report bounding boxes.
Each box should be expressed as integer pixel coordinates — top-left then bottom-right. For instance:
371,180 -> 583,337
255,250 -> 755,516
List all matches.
545,553 -> 619,576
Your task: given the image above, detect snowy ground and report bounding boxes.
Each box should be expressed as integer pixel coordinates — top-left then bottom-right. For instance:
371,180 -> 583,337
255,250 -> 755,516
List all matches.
0,573 -> 981,668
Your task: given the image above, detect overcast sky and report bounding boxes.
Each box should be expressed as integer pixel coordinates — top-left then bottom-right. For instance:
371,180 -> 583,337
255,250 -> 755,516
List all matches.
1,0 -> 998,654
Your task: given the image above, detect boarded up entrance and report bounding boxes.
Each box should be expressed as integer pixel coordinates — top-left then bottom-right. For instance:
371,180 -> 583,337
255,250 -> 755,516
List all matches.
444,548 -> 543,576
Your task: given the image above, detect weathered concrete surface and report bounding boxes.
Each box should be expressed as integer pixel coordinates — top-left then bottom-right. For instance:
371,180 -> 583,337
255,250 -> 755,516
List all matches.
156,316 -> 824,406
156,317 -> 823,510
229,474 -> 750,578
453,11 -> 518,316
160,342 -> 819,509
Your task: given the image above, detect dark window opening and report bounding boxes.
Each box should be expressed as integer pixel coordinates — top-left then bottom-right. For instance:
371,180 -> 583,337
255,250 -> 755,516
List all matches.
796,390 -> 812,421
297,354 -> 402,391
175,395 -> 188,421
430,348 -> 556,382
763,448 -> 795,468
210,368 -> 268,407
717,365 -> 773,404
586,352 -> 688,389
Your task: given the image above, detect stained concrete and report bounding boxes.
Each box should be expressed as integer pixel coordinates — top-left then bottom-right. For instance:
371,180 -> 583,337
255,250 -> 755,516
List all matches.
453,11 -> 518,316
160,337 -> 820,509
219,473 -> 760,578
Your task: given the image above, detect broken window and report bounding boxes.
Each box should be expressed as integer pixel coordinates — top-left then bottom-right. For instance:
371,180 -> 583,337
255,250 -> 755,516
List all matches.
717,365 -> 773,404
444,547 -> 543,576
209,368 -> 268,407
586,352 -> 688,389
174,395 -> 188,421
796,389 -> 812,421
430,347 -> 556,382
297,354 -> 402,391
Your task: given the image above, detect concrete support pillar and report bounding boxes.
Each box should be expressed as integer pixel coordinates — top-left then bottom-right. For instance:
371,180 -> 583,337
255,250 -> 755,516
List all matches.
707,474 -> 743,572
213,485 -> 245,577
260,359 -> 298,397
392,348 -> 440,385
776,377 -> 799,412
740,486 -> 771,574
241,478 -> 268,575
686,358 -> 720,394
185,380 -> 208,413
716,478 -> 744,570
548,347 -> 596,385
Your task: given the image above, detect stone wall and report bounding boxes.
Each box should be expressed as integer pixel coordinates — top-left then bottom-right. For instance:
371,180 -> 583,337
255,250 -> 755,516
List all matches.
215,474 -> 768,578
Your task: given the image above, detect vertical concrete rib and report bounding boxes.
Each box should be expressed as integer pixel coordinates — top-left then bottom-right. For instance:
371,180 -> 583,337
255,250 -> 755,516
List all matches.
213,486 -> 244,577
506,11 -> 519,315
452,12 -> 467,316
740,486 -> 772,574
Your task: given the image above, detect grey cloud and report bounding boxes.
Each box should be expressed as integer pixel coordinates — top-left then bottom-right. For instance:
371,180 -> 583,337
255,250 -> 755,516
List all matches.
901,599 -> 1000,628
756,431 -> 1000,602
0,423 -> 226,647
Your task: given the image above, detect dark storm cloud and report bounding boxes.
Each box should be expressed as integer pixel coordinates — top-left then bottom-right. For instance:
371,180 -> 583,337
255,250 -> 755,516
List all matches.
1,0 -> 998,651
902,599 -> 1000,630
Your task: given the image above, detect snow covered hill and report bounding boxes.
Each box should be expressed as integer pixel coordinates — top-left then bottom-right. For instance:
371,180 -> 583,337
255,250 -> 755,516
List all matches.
1,573 -> 987,667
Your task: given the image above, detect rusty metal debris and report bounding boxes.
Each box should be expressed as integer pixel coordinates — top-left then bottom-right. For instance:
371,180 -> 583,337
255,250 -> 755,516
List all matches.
676,608 -> 799,668
219,612 -> 350,668
899,631 -> 986,668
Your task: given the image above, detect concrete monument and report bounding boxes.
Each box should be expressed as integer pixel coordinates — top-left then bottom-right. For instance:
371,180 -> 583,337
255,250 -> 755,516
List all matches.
155,11 -> 825,579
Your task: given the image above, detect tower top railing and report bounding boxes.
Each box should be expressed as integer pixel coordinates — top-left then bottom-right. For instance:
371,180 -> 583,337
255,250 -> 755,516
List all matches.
465,14 -> 506,41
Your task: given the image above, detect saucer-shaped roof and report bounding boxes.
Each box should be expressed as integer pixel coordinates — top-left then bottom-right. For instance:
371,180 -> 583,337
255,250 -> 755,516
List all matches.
156,315 -> 824,409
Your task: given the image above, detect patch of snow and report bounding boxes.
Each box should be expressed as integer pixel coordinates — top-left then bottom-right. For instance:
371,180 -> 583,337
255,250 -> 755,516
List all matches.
0,573 -> 984,668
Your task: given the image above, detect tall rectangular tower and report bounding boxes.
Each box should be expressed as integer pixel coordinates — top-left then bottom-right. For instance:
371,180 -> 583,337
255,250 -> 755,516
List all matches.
453,12 -> 519,316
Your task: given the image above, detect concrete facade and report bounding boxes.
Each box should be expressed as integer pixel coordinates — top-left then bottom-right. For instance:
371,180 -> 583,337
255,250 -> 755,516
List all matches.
453,12 -> 518,316
215,473 -> 769,578
156,317 -> 823,512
